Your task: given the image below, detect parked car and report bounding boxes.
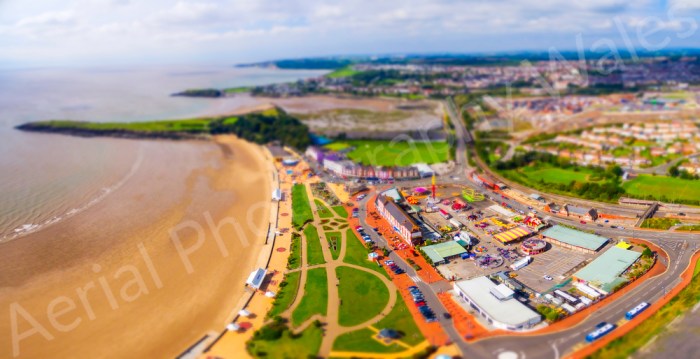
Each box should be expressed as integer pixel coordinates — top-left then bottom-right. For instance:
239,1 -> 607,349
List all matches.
580,220 -> 587,224
443,313 -> 452,319
543,275 -> 553,281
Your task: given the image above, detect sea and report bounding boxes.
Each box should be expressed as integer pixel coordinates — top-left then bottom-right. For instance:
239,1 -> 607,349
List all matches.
0,65 -> 326,242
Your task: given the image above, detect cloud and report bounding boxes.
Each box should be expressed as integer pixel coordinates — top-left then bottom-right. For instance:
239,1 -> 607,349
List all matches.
16,10 -> 75,27
0,0 -> 697,67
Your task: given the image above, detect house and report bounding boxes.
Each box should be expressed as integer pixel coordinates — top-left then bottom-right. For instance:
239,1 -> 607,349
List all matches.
563,204 -> 598,221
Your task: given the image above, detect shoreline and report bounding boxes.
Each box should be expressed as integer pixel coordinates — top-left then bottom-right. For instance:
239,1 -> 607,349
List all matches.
0,136 -> 273,359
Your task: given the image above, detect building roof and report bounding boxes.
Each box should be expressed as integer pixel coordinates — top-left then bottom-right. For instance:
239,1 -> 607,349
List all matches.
529,193 -> 543,200
493,226 -> 532,244
565,205 -> 596,216
422,241 -> 467,263
381,187 -> 403,202
379,195 -> 419,232
454,276 -> 541,327
541,225 -> 609,251
573,246 -> 642,292
246,268 -> 267,289
412,163 -> 434,174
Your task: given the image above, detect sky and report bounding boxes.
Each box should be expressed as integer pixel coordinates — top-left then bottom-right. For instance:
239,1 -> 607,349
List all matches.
1,0 -> 699,68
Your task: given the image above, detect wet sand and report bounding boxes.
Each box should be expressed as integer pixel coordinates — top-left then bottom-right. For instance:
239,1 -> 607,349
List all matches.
0,136 -> 271,358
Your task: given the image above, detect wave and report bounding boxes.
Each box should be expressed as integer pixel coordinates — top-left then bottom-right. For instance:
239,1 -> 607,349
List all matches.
0,145 -> 145,243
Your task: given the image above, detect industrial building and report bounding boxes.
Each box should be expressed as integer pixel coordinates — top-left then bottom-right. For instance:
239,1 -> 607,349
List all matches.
453,276 -> 542,331
540,225 -> 609,253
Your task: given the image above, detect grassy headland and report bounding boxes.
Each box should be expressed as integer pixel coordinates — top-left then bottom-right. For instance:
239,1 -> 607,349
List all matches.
16,107 -> 312,149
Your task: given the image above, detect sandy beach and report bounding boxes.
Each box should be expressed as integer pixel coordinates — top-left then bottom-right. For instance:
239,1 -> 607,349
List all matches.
0,136 -> 272,358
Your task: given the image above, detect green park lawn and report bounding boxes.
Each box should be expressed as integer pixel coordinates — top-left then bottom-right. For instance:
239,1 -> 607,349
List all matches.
314,199 -> 334,218
304,225 -> 326,266
344,229 -> 389,278
623,175 -> 700,203
375,296 -> 425,345
325,231 -> 342,260
325,140 -> 450,166
267,271 -> 301,318
332,205 -> 349,218
292,184 -> 313,228
332,291 -> 424,353
336,266 -> 390,327
332,328 -> 405,353
248,323 -> 323,359
291,268 -> 328,326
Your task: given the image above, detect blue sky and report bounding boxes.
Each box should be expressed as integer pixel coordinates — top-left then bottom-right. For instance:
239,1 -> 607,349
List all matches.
0,0 -> 698,68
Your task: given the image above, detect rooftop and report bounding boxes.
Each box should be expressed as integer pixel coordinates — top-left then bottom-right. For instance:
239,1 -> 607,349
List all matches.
573,246 -> 642,292
541,225 -> 609,251
454,276 -> 541,327
422,241 -> 467,263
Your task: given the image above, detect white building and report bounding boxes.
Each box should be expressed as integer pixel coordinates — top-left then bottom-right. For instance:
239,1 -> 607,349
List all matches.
453,276 -> 542,331
272,188 -> 283,201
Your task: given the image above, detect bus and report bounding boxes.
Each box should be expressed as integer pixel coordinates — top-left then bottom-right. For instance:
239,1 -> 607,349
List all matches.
553,289 -> 579,305
585,322 -> 616,343
439,209 -> 452,219
625,302 -> 650,320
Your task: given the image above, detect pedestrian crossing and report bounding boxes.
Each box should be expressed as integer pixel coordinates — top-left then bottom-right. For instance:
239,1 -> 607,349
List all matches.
409,275 -> 423,284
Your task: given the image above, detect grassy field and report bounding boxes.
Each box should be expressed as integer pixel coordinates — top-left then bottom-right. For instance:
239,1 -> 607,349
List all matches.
332,205 -> 349,218
589,257 -> 700,359
344,229 -> 389,278
332,328 -> 405,353
314,199 -> 334,218
325,231 -> 342,260
291,268 -> 328,326
248,323 -> 323,359
325,140 -> 450,166
337,266 -> 390,326
506,164 -> 596,185
292,184 -> 313,228
304,225 -> 326,266
326,65 -> 360,78
375,295 -> 425,345
677,225 -> 700,232
623,175 -> 700,203
267,271 -> 301,318
640,218 -> 681,230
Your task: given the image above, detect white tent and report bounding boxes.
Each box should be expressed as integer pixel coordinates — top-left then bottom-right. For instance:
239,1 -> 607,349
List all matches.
238,309 -> 251,317
226,323 -> 240,331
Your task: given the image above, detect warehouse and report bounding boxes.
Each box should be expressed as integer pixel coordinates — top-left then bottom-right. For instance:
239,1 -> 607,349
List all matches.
453,276 -> 542,331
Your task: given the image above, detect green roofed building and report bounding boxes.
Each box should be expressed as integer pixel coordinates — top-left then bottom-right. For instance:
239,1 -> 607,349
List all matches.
540,225 -> 609,254
422,241 -> 467,265
573,246 -> 642,294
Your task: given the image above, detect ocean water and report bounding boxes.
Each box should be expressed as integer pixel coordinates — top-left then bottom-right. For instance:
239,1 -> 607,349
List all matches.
0,65 -> 326,241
